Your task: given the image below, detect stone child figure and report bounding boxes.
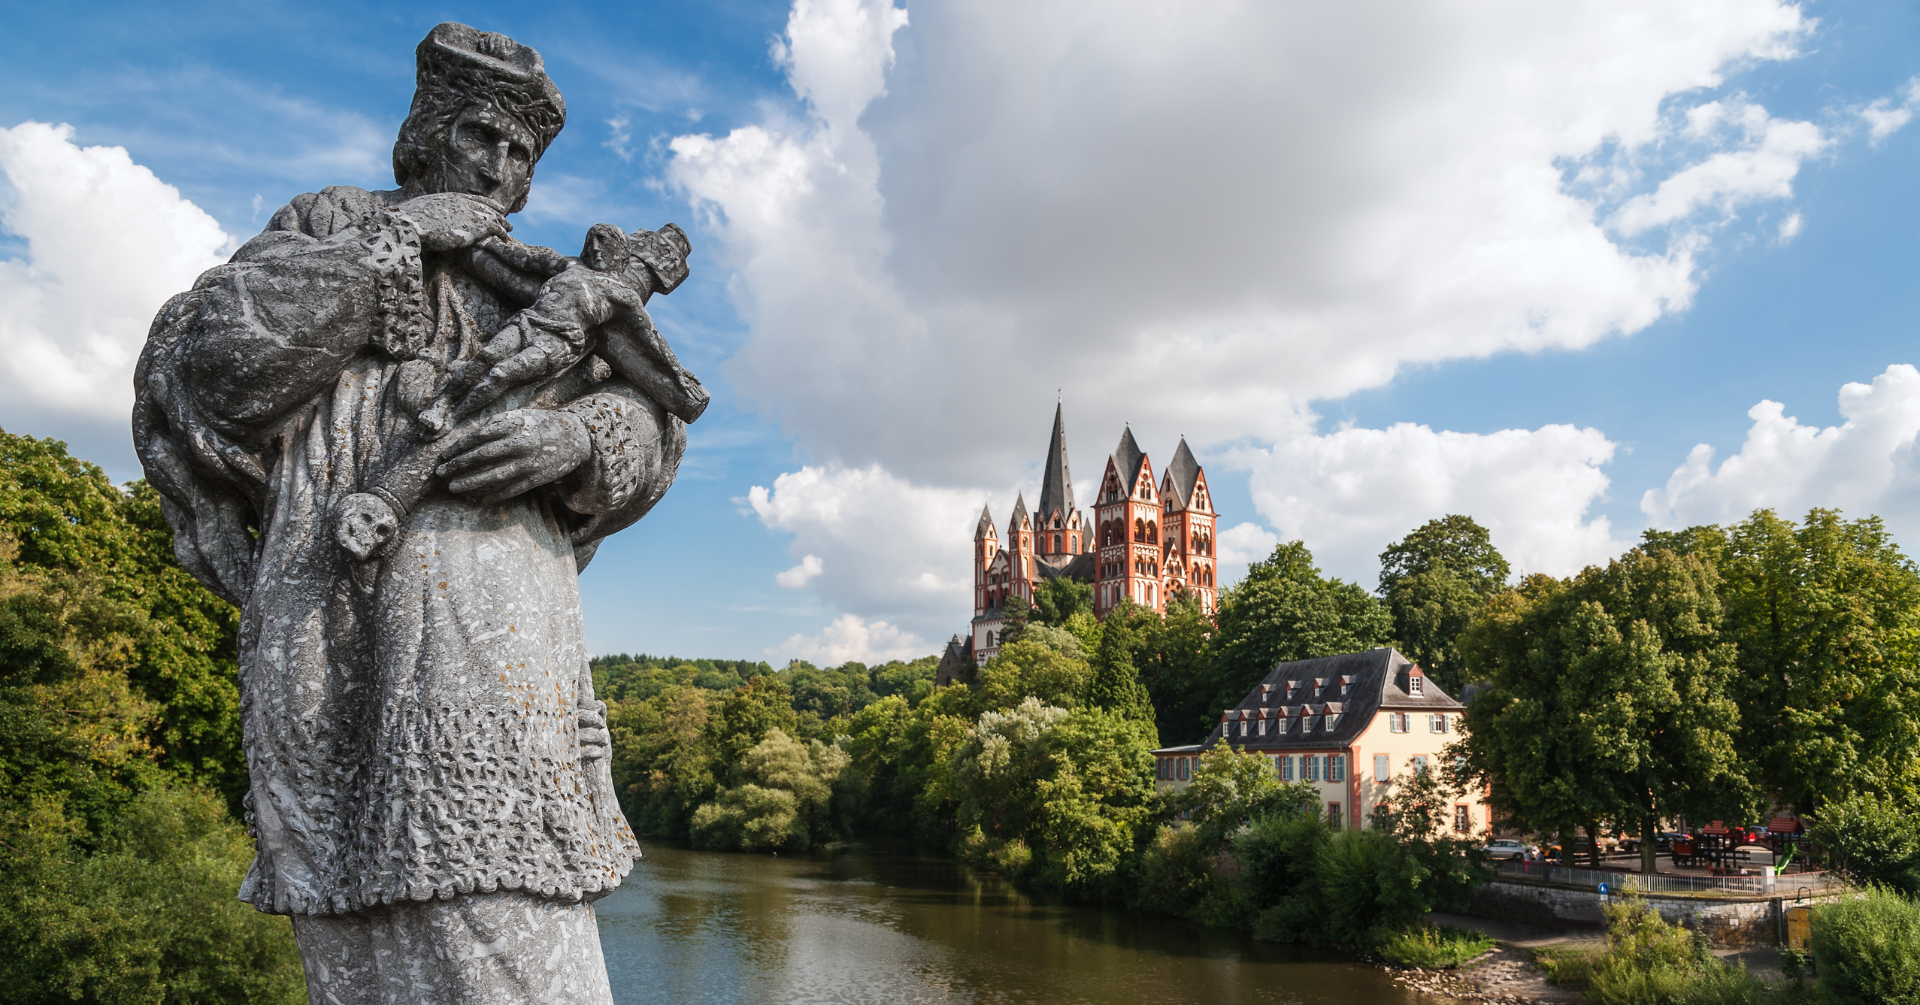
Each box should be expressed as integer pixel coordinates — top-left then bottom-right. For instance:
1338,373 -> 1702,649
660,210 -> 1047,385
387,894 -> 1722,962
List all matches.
132,23 -> 691,1005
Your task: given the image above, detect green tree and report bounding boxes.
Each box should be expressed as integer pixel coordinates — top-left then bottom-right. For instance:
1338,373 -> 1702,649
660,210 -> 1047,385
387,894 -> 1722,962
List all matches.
1032,576 -> 1093,626
975,639 -> 1094,712
1459,549 -> 1750,872
607,685 -> 717,837
1377,515 -> 1510,695
1086,613 -> 1155,724
690,728 -> 852,852
0,431 -> 243,810
1135,593 -> 1216,745
1711,509 -> 1920,811
1205,542 -> 1391,729
1808,792 -> 1920,893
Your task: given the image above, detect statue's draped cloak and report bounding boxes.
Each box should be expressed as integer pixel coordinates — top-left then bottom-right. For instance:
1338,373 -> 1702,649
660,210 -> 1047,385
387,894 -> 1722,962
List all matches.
134,186 -> 669,916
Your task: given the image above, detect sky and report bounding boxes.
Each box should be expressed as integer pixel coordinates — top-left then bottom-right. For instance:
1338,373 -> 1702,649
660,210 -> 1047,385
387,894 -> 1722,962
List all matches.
1,0 -> 1918,666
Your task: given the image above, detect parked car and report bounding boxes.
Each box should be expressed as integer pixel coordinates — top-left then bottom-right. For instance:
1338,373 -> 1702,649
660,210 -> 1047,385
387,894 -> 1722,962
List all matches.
1655,831 -> 1691,851
1476,838 -> 1537,861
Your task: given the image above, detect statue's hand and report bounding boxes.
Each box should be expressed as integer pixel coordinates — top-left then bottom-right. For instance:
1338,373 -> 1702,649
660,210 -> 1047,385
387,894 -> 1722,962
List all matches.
436,409 -> 589,504
399,192 -> 511,251
577,698 -> 610,762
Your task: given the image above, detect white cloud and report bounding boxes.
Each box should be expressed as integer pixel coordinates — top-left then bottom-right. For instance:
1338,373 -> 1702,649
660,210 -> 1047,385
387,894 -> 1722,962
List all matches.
1777,212 -> 1804,243
1233,423 -> 1627,585
746,463 -> 986,636
1860,78 -> 1920,144
0,122 -> 233,421
1609,101 -> 1828,236
675,0 -> 1826,632
772,612 -> 930,666
776,553 -> 824,588
1216,522 -> 1283,586
1642,365 -> 1920,536
670,0 -> 1810,484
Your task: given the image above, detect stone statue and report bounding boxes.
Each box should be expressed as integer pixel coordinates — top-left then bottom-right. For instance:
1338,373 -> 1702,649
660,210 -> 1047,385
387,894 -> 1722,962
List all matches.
131,22 -> 698,1004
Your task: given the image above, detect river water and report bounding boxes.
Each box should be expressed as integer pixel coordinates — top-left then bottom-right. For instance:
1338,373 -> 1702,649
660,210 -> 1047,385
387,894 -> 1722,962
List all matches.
596,841 -> 1421,1005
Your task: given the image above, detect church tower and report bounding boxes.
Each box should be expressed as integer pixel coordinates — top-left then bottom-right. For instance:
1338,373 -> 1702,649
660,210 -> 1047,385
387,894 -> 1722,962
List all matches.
1006,493 -> 1035,604
1161,437 -> 1220,613
1094,426 -> 1166,616
1033,403 -> 1087,560
973,504 -> 997,614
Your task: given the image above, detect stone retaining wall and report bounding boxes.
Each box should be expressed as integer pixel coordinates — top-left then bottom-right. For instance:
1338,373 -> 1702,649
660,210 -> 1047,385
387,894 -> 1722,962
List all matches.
1466,880 -> 1838,948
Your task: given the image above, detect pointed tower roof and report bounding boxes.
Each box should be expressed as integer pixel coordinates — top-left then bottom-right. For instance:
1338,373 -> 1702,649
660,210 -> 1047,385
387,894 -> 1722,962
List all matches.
1112,425 -> 1147,486
1010,493 -> 1030,529
1037,403 -> 1076,524
1165,437 -> 1201,505
975,504 -> 995,537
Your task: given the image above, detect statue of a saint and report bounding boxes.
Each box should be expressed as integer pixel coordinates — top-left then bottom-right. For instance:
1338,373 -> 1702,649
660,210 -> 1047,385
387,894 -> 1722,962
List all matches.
132,23 -> 693,1004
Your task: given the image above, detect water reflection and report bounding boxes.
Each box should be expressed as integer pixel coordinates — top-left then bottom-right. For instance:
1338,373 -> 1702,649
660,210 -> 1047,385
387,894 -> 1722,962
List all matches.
597,842 -> 1420,1005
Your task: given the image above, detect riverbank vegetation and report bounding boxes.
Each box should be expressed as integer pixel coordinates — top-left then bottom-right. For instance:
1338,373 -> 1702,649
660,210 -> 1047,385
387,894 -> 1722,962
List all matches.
0,430 -> 303,1004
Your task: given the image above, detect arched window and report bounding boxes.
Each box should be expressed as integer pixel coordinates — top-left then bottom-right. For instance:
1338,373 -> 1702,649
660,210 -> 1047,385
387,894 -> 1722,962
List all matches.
1205,570 -> 1213,586
1147,521 -> 1159,544
1134,518 -> 1146,542
1053,534 -> 1062,552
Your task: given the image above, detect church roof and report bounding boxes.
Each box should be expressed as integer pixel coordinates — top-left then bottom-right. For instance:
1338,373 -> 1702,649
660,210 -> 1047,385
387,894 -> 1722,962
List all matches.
1112,425 -> 1147,487
975,504 -> 995,537
1165,437 -> 1201,506
1010,493 -> 1029,529
1037,403 -> 1076,523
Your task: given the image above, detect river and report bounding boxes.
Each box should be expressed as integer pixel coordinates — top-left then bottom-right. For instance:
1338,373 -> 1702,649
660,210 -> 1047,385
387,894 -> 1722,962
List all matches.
596,841 -> 1423,1004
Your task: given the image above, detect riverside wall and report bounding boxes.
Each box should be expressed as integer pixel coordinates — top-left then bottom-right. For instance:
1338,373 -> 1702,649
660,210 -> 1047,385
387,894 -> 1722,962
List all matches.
1466,880 -> 1840,948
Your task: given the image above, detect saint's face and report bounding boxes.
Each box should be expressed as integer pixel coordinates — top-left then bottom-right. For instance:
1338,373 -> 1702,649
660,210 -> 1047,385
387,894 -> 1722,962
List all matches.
436,104 -> 537,208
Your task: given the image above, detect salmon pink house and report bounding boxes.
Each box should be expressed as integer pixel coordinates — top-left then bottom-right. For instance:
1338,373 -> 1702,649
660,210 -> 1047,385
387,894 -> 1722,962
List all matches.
1153,648 -> 1487,835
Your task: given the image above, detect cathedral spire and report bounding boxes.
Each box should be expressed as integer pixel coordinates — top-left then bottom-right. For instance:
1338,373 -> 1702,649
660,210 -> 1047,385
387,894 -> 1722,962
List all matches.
1036,402 -> 1075,523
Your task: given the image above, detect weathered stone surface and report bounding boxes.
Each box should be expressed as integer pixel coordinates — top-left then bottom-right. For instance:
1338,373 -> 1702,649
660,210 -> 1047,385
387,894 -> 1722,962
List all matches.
133,21 -> 699,1004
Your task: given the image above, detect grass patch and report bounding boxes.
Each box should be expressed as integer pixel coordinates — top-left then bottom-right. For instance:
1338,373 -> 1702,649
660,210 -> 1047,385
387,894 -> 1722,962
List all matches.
1536,946 -> 1600,987
1374,923 -> 1496,968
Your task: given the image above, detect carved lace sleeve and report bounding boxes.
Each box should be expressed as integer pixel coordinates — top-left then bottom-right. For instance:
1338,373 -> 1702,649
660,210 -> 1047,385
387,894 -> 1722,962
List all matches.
555,381 -> 686,543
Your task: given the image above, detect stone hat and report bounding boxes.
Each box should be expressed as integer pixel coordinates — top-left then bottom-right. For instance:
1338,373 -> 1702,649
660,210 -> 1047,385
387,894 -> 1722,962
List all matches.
392,22 -> 566,194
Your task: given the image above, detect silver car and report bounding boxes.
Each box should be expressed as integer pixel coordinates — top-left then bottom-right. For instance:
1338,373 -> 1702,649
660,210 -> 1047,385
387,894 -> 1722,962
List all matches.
1477,838 -> 1538,861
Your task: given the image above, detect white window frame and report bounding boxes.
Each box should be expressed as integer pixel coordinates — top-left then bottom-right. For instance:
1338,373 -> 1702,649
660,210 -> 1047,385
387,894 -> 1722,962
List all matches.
1374,754 -> 1390,781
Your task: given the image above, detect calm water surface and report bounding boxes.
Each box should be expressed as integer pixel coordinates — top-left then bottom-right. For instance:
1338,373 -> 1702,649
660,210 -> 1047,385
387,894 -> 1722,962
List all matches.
596,841 -> 1420,1004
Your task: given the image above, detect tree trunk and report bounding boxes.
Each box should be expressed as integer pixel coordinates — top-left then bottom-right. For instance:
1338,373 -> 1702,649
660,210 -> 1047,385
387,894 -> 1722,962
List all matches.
1586,821 -> 1602,868
1641,816 -> 1657,875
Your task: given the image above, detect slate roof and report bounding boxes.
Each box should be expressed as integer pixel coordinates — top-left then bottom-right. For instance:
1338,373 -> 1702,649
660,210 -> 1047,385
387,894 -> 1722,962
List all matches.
1196,647 -> 1464,750
1036,403 -> 1077,524
1111,425 -> 1146,493
1037,550 -> 1095,583
1164,437 -> 1201,509
975,504 -> 995,537
1009,493 -> 1029,529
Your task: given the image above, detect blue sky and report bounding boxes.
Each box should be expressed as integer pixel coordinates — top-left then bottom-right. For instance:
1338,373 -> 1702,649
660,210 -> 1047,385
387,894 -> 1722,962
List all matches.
1,0 -> 1917,665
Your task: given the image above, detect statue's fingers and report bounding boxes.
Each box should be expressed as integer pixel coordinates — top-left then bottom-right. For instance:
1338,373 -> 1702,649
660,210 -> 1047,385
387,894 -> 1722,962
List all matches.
471,468 -> 551,505
447,455 -> 539,497
440,419 -> 525,469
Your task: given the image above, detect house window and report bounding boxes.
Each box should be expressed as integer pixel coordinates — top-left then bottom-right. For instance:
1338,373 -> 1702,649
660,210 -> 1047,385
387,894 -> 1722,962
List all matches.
1258,719 -> 1268,736
1409,676 -> 1424,696
1412,755 -> 1429,777
1279,755 -> 1294,781
1455,805 -> 1470,833
1389,712 -> 1408,733
1327,755 -> 1346,782
1328,802 -> 1343,829
1429,713 -> 1448,733
1325,714 -> 1341,730
1178,758 -> 1190,781
1303,756 -> 1321,782
1374,754 -> 1390,781
1238,720 -> 1248,737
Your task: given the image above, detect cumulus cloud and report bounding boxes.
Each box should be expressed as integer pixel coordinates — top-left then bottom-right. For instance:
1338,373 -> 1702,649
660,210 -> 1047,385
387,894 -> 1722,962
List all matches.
1233,423 -> 1627,585
1608,100 -> 1828,236
776,553 -> 824,588
772,613 -> 929,665
746,463 -> 987,636
0,122 -> 232,421
671,0 -> 1811,482
1860,78 -> 1920,144
679,0 -> 1830,631
1642,365 -> 1920,536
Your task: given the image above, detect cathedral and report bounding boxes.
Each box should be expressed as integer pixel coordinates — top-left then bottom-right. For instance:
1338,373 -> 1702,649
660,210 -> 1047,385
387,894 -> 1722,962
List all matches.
944,405 -> 1221,673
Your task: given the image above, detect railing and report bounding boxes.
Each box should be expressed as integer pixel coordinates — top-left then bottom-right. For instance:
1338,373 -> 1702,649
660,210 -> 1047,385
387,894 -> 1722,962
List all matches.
1492,860 -> 1847,899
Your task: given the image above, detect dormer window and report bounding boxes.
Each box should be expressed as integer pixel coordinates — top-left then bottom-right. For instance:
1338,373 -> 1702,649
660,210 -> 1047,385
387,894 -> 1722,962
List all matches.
1409,675 -> 1424,696
1340,676 -> 1351,695
1326,713 -> 1341,730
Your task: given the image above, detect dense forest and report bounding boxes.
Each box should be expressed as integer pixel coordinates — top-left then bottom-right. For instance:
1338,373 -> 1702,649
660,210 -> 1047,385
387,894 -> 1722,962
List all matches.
10,427 -> 1920,1002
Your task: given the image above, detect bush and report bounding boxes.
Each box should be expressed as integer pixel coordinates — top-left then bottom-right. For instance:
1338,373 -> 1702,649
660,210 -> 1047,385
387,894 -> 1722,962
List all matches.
1374,924 -> 1494,969
1811,886 -> 1920,1005
687,728 -> 851,851
1551,892 -> 1772,1005
0,784 -> 305,1005
1809,794 -> 1920,894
